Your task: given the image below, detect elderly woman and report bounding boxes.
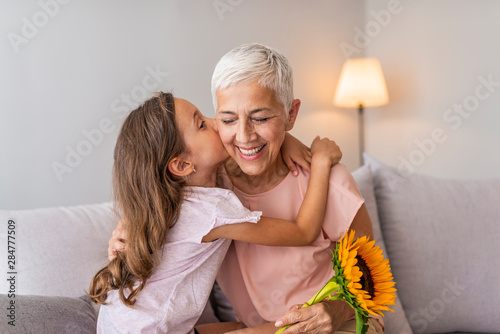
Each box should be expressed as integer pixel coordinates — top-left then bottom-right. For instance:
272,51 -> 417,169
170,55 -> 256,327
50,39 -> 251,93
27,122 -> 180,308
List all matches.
209,43 -> 381,334
109,43 -> 382,334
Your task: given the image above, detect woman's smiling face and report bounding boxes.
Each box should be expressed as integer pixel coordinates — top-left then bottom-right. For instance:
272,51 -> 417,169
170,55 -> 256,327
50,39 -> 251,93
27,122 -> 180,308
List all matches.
215,82 -> 298,177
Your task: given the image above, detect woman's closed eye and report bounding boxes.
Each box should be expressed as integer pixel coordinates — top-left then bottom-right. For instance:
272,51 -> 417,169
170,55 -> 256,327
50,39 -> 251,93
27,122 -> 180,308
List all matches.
252,117 -> 270,123
221,119 -> 235,125
220,116 -> 273,125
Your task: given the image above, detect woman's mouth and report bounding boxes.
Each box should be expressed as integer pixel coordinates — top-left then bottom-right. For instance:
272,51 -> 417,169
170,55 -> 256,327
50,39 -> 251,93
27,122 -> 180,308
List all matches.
237,145 -> 266,160
238,145 -> 265,156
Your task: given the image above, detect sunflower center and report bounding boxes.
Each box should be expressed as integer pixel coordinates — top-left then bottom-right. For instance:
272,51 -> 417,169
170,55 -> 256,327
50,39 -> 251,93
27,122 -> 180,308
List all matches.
357,255 -> 375,297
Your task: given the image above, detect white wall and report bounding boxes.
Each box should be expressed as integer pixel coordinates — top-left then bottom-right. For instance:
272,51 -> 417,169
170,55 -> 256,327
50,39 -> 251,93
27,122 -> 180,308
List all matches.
0,0 -> 365,209
364,0 -> 500,179
5,1 -> 498,210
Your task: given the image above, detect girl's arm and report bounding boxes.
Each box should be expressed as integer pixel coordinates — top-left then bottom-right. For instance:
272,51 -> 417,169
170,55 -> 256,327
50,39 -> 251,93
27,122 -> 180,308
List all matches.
107,135 -> 342,258
202,137 -> 336,247
281,133 -> 342,175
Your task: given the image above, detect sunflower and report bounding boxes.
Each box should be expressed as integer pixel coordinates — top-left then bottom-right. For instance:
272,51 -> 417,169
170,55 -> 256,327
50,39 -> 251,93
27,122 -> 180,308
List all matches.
337,230 -> 397,317
275,230 -> 397,334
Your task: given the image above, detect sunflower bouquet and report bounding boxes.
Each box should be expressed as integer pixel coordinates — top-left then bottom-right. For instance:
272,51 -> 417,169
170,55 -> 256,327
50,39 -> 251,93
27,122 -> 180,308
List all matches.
276,230 -> 397,334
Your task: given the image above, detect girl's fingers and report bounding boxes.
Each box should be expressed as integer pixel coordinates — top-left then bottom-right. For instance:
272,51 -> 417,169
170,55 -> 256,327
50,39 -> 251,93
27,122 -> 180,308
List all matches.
284,156 -> 299,176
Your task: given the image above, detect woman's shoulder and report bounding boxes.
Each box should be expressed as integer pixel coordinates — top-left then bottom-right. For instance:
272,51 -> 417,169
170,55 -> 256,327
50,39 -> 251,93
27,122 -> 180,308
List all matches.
330,163 -> 356,183
298,163 -> 362,198
298,162 -> 352,182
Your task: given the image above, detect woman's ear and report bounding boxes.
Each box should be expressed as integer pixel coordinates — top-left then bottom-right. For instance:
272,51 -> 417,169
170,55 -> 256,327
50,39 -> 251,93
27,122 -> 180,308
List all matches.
168,157 -> 194,177
286,99 -> 301,131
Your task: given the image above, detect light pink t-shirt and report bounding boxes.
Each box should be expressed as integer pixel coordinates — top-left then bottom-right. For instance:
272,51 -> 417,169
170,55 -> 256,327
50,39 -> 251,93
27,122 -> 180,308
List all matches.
216,164 -> 364,326
97,186 -> 261,334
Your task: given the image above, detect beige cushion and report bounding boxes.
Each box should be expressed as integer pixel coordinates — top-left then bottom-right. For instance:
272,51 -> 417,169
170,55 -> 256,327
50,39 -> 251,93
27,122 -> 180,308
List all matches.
0,202 -> 117,297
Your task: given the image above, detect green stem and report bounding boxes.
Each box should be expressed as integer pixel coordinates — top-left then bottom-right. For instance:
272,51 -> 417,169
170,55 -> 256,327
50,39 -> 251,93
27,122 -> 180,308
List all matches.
355,309 -> 369,334
274,280 -> 340,334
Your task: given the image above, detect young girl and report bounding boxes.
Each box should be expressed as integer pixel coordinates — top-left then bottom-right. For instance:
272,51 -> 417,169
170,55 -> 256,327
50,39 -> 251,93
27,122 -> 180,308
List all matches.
89,92 -> 338,334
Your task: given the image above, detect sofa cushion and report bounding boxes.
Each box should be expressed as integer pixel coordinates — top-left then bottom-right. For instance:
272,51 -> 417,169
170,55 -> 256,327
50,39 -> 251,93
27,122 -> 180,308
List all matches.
364,153 -> 500,334
352,166 -> 412,334
0,294 -> 97,334
0,202 -> 117,297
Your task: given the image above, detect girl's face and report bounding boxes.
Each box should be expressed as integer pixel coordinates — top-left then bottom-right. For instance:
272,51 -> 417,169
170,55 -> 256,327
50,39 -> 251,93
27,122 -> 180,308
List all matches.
174,98 -> 229,171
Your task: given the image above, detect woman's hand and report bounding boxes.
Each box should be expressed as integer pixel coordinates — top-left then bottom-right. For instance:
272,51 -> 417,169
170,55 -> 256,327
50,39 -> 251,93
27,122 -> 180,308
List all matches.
107,219 -> 127,261
274,299 -> 354,334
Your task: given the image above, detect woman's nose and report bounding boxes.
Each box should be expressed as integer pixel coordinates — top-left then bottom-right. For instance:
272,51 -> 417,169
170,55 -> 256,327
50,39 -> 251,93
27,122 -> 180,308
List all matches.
236,120 -> 255,143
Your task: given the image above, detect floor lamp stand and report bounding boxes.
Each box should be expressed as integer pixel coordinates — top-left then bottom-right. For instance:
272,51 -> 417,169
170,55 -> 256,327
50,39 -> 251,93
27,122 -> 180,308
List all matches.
358,104 -> 364,166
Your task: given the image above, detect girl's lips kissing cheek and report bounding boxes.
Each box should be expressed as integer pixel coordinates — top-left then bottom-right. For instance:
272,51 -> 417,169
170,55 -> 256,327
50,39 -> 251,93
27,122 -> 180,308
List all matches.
236,144 -> 266,161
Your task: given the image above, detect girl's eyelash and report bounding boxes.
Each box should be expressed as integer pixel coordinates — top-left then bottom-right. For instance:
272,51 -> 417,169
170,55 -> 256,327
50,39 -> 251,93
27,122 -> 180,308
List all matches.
200,120 -> 205,129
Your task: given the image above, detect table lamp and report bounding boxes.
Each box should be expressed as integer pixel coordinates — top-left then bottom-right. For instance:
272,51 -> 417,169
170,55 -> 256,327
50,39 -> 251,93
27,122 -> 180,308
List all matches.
333,58 -> 389,165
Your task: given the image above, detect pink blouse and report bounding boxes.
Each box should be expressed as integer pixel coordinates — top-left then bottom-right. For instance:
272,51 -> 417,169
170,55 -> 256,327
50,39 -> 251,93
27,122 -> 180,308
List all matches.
216,163 -> 364,326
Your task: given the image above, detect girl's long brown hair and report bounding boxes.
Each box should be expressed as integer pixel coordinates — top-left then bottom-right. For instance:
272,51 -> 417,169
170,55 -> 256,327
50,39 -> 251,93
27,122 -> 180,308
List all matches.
88,92 -> 185,307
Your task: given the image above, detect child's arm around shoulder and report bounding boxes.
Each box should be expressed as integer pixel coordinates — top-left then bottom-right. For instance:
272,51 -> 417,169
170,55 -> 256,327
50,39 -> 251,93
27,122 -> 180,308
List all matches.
202,136 -> 338,247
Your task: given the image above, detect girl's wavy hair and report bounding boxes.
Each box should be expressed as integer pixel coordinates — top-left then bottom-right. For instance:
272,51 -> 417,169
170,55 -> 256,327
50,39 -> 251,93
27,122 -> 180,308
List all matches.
88,92 -> 185,307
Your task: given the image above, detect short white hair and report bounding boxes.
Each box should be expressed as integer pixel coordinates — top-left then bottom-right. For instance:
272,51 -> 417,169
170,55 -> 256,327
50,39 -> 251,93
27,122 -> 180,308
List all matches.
211,43 -> 294,112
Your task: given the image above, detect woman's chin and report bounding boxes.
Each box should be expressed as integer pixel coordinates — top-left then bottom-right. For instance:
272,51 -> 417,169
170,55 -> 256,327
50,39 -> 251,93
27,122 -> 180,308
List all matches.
234,160 -> 270,177
232,156 -> 266,176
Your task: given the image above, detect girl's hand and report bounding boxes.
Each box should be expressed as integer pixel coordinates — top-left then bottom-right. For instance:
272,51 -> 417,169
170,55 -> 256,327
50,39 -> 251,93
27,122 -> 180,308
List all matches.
274,299 -> 354,334
107,219 -> 127,261
310,136 -> 343,167
281,133 -> 312,176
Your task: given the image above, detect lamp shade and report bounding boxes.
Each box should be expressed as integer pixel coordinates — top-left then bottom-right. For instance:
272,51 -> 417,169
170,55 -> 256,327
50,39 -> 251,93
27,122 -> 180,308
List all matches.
333,58 -> 389,108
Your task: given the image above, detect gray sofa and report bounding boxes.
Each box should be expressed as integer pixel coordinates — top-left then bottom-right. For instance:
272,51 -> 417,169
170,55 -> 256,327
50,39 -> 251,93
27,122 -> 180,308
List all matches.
1,153 -> 499,334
